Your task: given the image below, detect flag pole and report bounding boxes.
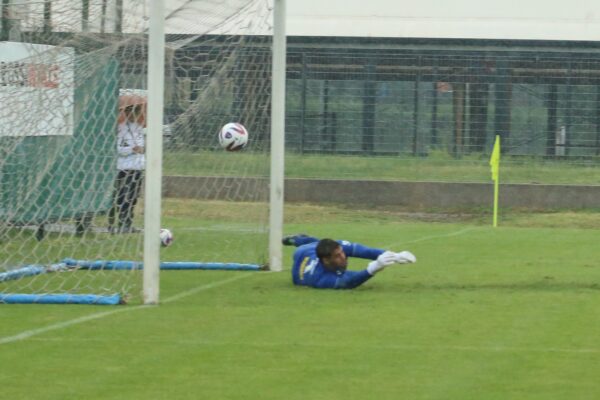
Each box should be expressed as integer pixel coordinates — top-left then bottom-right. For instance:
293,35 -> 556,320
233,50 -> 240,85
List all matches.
492,174 -> 499,227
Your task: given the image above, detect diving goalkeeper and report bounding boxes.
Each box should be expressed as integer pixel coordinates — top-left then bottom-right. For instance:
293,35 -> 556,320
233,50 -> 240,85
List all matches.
283,234 -> 416,289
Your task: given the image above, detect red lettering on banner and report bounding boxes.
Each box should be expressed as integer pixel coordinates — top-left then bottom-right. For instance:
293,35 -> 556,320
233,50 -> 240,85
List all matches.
27,64 -> 60,88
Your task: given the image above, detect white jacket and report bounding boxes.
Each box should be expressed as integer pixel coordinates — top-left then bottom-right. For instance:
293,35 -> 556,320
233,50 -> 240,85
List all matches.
117,121 -> 145,171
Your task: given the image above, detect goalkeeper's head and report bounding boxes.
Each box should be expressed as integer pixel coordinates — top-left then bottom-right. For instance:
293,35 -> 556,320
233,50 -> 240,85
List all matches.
316,239 -> 347,272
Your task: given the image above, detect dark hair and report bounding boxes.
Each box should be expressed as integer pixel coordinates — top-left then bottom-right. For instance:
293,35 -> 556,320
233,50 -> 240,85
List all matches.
316,239 -> 340,261
124,104 -> 142,114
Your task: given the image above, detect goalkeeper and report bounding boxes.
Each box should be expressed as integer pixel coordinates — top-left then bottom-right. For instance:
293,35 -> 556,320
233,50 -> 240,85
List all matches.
283,234 -> 416,289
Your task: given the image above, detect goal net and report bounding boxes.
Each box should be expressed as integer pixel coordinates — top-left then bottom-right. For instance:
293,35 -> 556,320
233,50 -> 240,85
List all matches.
0,0 -> 274,304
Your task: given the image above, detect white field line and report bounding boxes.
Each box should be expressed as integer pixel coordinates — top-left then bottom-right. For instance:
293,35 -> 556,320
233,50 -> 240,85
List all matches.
180,225 -> 268,233
383,226 -> 479,249
160,273 -> 252,304
0,273 -> 253,346
19,337 -> 600,355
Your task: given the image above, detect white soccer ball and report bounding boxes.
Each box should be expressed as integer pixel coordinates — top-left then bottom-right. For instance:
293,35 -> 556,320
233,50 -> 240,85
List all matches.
219,122 -> 249,151
159,228 -> 174,247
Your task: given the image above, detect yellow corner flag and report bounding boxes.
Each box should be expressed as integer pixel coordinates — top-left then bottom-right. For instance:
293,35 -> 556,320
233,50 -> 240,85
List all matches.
490,135 -> 500,181
489,135 -> 501,227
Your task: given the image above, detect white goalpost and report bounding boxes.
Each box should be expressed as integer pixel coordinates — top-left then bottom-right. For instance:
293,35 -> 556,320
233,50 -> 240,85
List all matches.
143,0 -> 166,305
0,0 -> 284,305
268,0 -> 286,273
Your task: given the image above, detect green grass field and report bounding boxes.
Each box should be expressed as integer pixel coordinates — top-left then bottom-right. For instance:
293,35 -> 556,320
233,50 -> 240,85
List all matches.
164,150 -> 600,185
2,202 -> 600,399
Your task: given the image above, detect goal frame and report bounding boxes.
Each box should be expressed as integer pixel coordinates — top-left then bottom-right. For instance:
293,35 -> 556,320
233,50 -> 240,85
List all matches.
143,0 -> 286,304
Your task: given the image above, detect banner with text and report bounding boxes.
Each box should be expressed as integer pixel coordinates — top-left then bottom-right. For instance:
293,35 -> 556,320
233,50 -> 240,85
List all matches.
0,42 -> 74,136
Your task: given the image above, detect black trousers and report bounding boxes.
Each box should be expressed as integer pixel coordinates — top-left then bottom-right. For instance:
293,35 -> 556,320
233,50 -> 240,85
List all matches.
108,170 -> 144,229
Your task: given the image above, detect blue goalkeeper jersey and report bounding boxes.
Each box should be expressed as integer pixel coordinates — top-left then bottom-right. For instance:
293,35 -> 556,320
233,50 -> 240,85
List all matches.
291,240 -> 385,289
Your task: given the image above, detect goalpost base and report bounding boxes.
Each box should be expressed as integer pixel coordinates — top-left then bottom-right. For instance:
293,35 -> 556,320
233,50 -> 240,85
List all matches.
0,293 -> 123,305
62,258 -> 266,271
0,258 -> 265,306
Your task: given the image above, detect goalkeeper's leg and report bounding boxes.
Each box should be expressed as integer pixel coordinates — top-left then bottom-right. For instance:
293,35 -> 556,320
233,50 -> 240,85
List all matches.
282,234 -> 317,247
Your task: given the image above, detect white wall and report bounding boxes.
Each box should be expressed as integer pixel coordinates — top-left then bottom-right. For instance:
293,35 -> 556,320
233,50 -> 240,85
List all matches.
287,0 -> 600,41
9,0 -> 600,41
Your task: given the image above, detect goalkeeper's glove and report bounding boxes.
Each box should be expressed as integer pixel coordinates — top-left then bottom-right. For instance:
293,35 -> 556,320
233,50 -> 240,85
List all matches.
366,251 -> 397,275
393,251 -> 417,264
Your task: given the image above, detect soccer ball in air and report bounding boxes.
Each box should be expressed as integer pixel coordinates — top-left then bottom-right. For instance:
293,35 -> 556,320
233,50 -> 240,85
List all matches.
219,122 -> 248,151
159,228 -> 174,247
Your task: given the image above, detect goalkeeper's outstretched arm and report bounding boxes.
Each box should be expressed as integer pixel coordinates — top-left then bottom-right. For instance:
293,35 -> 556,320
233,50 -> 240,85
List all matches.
305,251 -> 416,289
341,241 -> 385,260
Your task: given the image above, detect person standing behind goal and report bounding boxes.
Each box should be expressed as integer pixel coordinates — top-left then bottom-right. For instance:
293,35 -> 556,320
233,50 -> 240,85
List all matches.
109,104 -> 145,233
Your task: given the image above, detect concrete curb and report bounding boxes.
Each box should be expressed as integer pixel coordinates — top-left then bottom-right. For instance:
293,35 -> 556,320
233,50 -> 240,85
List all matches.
162,176 -> 600,210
